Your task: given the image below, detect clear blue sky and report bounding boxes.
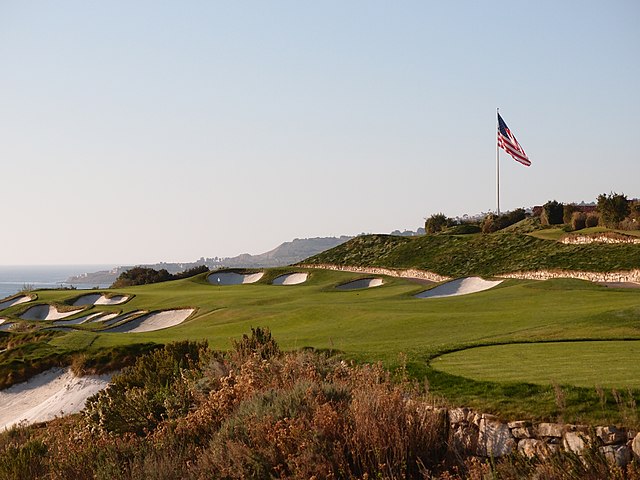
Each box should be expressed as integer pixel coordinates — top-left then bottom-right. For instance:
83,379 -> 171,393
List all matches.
1,1 -> 638,264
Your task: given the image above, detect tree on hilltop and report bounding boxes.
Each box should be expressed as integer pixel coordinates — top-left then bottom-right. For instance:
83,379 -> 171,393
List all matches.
424,213 -> 451,234
597,192 -> 630,228
541,200 -> 564,225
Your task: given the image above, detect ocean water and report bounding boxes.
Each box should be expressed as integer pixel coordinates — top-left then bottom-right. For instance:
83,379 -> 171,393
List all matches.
0,265 -> 115,300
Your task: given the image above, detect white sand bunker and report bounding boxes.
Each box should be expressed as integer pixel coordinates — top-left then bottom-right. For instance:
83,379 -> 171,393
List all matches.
272,273 -> 308,286
337,278 -> 384,290
0,295 -> 33,311
20,304 -> 84,321
72,293 -> 130,306
0,368 -> 111,431
53,312 -> 106,326
106,309 -> 194,333
415,277 -> 503,299
208,271 -> 264,285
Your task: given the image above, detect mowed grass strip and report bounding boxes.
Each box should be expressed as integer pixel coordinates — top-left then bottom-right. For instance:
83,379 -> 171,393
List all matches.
432,340 -> 640,388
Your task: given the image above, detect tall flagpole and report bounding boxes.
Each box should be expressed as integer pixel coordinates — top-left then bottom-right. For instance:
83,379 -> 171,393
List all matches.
496,107 -> 500,215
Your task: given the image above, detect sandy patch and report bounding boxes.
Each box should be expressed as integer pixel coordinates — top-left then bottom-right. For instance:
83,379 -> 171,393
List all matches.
272,273 -> 308,286
106,309 -> 194,333
0,295 -> 33,311
54,312 -> 105,326
337,278 -> 384,290
72,293 -> 130,306
415,277 -> 503,299
0,368 -> 111,431
208,271 -> 264,285
20,304 -> 84,321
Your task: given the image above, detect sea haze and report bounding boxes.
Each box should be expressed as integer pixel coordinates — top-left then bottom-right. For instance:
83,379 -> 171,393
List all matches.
0,265 -> 115,299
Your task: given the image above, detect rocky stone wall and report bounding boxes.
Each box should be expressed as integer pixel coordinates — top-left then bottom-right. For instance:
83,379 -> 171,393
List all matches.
501,269 -> 640,283
445,407 -> 640,466
304,264 -> 640,285
300,264 -> 451,283
561,233 -> 640,245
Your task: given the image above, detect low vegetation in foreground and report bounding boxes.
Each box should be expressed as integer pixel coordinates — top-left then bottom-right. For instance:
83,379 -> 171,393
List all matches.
3,330 -> 640,480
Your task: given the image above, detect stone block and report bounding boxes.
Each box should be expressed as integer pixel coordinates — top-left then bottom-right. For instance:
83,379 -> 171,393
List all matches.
596,425 -> 626,445
518,438 -> 555,459
508,420 -> 530,429
563,431 -> 590,454
477,417 -> 516,457
537,422 -> 564,438
450,425 -> 478,454
448,407 -> 468,425
511,427 -> 534,439
601,445 -> 632,467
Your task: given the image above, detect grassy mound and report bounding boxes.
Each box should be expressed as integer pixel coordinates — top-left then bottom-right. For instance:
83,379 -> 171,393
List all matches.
302,232 -> 640,276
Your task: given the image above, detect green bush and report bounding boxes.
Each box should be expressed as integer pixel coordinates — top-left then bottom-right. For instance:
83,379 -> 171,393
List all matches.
585,213 -> 600,228
111,265 -> 209,288
84,341 -> 210,435
481,209 -> 527,233
542,200 -> 564,225
446,224 -> 481,235
563,204 -> 577,224
597,192 -> 630,228
570,211 -> 587,231
425,213 -> 451,234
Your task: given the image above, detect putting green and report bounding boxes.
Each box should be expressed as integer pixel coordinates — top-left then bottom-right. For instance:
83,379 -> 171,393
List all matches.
432,340 -> 640,388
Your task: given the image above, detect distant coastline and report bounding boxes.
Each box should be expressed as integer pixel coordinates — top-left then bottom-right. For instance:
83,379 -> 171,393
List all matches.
0,265 -> 115,299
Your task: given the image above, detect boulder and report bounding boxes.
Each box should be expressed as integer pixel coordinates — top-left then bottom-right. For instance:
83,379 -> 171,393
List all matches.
563,431 -> 590,454
450,424 -> 479,454
511,427 -> 534,439
449,407 -> 469,425
537,423 -> 564,438
518,439 -> 557,459
596,425 -> 626,445
477,417 -> 516,457
508,420 -> 530,429
601,445 -> 632,467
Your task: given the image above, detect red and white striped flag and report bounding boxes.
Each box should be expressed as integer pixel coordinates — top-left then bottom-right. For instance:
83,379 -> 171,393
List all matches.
497,113 -> 531,166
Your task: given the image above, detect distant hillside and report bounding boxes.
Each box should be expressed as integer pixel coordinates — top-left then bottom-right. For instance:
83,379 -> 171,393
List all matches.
302,233 -> 640,277
223,236 -> 352,268
67,236 -> 351,285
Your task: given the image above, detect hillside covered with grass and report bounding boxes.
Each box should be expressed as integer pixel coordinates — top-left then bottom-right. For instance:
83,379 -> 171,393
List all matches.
302,232 -> 640,276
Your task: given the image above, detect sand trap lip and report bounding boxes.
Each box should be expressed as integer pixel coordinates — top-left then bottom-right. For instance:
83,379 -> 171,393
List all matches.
415,277 -> 503,299
208,271 -> 264,285
0,368 -> 111,431
272,273 -> 308,286
72,293 -> 130,306
336,278 -> 384,290
0,295 -> 33,311
106,309 -> 194,333
20,304 -> 84,321
54,312 -> 106,325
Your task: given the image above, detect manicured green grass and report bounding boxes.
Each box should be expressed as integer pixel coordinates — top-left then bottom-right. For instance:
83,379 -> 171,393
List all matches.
304,233 -> 640,276
432,340 -> 640,388
3,269 -> 640,423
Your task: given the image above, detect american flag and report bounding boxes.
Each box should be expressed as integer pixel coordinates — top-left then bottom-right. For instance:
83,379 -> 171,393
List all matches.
497,113 -> 531,166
